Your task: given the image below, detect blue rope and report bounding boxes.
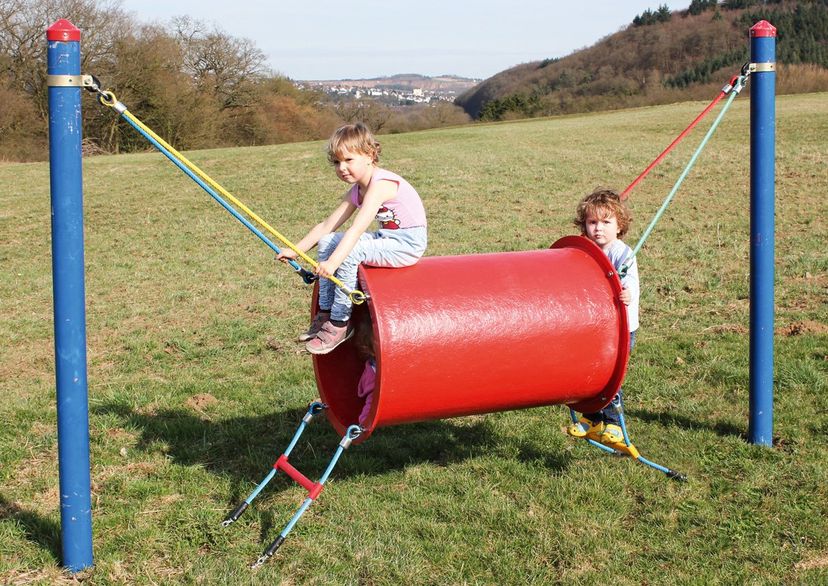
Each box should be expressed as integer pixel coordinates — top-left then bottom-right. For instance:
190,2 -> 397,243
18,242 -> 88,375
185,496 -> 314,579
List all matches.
120,114 -> 310,278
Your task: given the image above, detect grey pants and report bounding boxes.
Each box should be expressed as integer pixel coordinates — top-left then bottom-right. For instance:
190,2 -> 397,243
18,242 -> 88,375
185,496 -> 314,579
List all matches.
317,226 -> 427,322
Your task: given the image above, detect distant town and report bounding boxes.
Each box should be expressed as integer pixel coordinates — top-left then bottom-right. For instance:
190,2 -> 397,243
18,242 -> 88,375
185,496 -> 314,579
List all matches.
295,74 -> 481,105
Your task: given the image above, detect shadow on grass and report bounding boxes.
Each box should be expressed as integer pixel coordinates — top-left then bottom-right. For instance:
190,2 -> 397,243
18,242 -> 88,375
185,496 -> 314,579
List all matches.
0,493 -> 61,563
94,402 -> 572,505
627,407 -> 747,440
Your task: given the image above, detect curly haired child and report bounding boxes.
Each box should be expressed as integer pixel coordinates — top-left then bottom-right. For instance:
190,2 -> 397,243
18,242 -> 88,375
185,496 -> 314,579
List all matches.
567,188 -> 639,446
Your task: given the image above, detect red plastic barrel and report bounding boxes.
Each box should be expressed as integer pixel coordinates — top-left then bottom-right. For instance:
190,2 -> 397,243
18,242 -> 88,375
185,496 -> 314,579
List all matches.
312,235 -> 629,442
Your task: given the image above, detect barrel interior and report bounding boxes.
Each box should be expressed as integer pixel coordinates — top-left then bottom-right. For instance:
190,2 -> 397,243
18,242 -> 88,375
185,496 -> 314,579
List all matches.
311,300 -> 378,439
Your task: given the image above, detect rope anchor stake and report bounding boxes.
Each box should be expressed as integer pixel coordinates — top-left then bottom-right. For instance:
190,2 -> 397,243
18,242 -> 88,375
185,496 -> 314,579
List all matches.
568,406 -> 687,481
219,402 -> 361,568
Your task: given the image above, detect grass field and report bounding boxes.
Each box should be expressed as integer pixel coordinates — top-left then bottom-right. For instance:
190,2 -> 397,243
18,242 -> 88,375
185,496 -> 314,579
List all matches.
1,92 -> 827,585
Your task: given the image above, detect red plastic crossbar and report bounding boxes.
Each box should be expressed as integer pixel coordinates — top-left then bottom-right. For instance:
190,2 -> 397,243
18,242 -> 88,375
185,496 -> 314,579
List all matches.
620,76 -> 737,200
274,454 -> 324,500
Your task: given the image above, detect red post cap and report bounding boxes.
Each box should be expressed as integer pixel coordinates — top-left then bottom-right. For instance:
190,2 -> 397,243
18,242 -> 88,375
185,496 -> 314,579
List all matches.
47,19 -> 81,42
750,20 -> 777,38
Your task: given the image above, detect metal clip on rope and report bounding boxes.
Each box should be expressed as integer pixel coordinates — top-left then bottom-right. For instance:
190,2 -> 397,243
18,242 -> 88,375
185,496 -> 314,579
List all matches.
96,89 -> 126,114
348,289 -> 369,304
81,74 -> 101,93
729,75 -> 748,96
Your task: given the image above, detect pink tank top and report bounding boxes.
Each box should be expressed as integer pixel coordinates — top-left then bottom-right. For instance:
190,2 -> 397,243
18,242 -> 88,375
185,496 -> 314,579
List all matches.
348,168 -> 427,230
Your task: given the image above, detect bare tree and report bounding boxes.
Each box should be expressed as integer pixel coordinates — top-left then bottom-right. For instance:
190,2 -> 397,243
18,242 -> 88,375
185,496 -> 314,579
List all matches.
172,16 -> 266,110
334,100 -> 391,133
0,0 -> 129,117
0,0 -> 341,160
425,101 -> 471,127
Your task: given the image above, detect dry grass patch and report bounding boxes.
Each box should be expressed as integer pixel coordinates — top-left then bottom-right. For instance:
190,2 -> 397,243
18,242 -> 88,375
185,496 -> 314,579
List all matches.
185,393 -> 218,414
778,320 -> 828,337
794,550 -> 828,571
0,569 -> 81,585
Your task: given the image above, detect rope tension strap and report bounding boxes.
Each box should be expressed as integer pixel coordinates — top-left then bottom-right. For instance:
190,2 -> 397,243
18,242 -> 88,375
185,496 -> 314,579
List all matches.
84,78 -> 367,305
619,72 -> 749,278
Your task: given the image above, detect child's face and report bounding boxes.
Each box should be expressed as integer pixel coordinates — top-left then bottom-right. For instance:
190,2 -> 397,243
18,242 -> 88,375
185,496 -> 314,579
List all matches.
584,212 -> 620,251
332,148 -> 374,185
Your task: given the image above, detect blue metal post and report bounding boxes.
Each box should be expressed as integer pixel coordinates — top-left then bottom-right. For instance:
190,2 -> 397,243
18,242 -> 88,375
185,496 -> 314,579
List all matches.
47,19 -> 94,570
748,21 -> 776,446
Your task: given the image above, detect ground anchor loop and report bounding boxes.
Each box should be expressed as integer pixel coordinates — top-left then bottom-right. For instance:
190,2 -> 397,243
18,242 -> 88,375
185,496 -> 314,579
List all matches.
218,402 -> 358,569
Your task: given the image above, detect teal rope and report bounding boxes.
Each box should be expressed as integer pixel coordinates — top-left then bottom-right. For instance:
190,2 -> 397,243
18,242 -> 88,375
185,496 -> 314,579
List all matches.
619,75 -> 748,277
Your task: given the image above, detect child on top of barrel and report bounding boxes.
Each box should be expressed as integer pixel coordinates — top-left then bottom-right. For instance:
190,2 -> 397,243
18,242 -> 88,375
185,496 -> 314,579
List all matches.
277,123 -> 428,354
567,188 -> 639,446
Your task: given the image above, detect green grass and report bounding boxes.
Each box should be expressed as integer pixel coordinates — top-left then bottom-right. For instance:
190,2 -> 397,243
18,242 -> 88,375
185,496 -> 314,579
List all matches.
2,93 -> 827,584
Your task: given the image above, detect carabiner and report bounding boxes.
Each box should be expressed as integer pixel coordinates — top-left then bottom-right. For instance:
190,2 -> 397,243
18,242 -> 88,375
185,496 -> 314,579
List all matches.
98,90 -> 117,107
348,289 -> 369,305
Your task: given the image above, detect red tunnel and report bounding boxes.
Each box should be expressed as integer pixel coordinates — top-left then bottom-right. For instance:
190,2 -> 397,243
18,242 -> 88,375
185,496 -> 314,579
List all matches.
312,235 -> 630,442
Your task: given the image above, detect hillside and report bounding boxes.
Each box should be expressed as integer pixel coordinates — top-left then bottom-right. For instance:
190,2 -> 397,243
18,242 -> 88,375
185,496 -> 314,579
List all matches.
456,0 -> 828,120
300,74 -> 480,93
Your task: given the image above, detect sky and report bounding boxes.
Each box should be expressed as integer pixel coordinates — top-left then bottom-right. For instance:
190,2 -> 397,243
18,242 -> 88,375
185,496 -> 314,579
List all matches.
118,1 -> 691,81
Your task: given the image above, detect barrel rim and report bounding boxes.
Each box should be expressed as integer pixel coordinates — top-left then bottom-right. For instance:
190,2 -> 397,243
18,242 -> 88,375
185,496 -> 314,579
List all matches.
551,235 -> 630,413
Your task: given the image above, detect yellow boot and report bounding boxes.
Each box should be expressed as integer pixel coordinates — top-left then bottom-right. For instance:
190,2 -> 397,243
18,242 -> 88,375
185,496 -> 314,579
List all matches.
566,416 -> 604,439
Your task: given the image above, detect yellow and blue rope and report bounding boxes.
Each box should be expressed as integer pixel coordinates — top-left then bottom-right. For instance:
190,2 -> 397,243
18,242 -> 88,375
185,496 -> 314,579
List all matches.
95,88 -> 366,303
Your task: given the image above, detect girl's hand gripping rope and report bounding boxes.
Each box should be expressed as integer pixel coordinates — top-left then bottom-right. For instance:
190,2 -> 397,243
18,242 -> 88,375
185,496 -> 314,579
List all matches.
315,259 -> 339,279
311,258 -> 368,303
276,251 -> 367,304
276,250 -> 317,284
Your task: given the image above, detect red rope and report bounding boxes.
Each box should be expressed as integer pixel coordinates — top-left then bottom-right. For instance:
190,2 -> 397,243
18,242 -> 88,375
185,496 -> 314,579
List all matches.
621,75 -> 738,200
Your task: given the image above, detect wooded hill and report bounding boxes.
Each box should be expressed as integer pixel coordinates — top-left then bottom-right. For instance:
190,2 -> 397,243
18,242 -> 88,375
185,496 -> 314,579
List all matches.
455,0 -> 828,120
0,1 -> 470,162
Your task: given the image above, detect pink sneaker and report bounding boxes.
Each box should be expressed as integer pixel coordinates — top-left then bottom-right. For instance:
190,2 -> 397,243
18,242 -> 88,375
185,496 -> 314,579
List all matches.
305,321 -> 353,355
297,311 -> 330,342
